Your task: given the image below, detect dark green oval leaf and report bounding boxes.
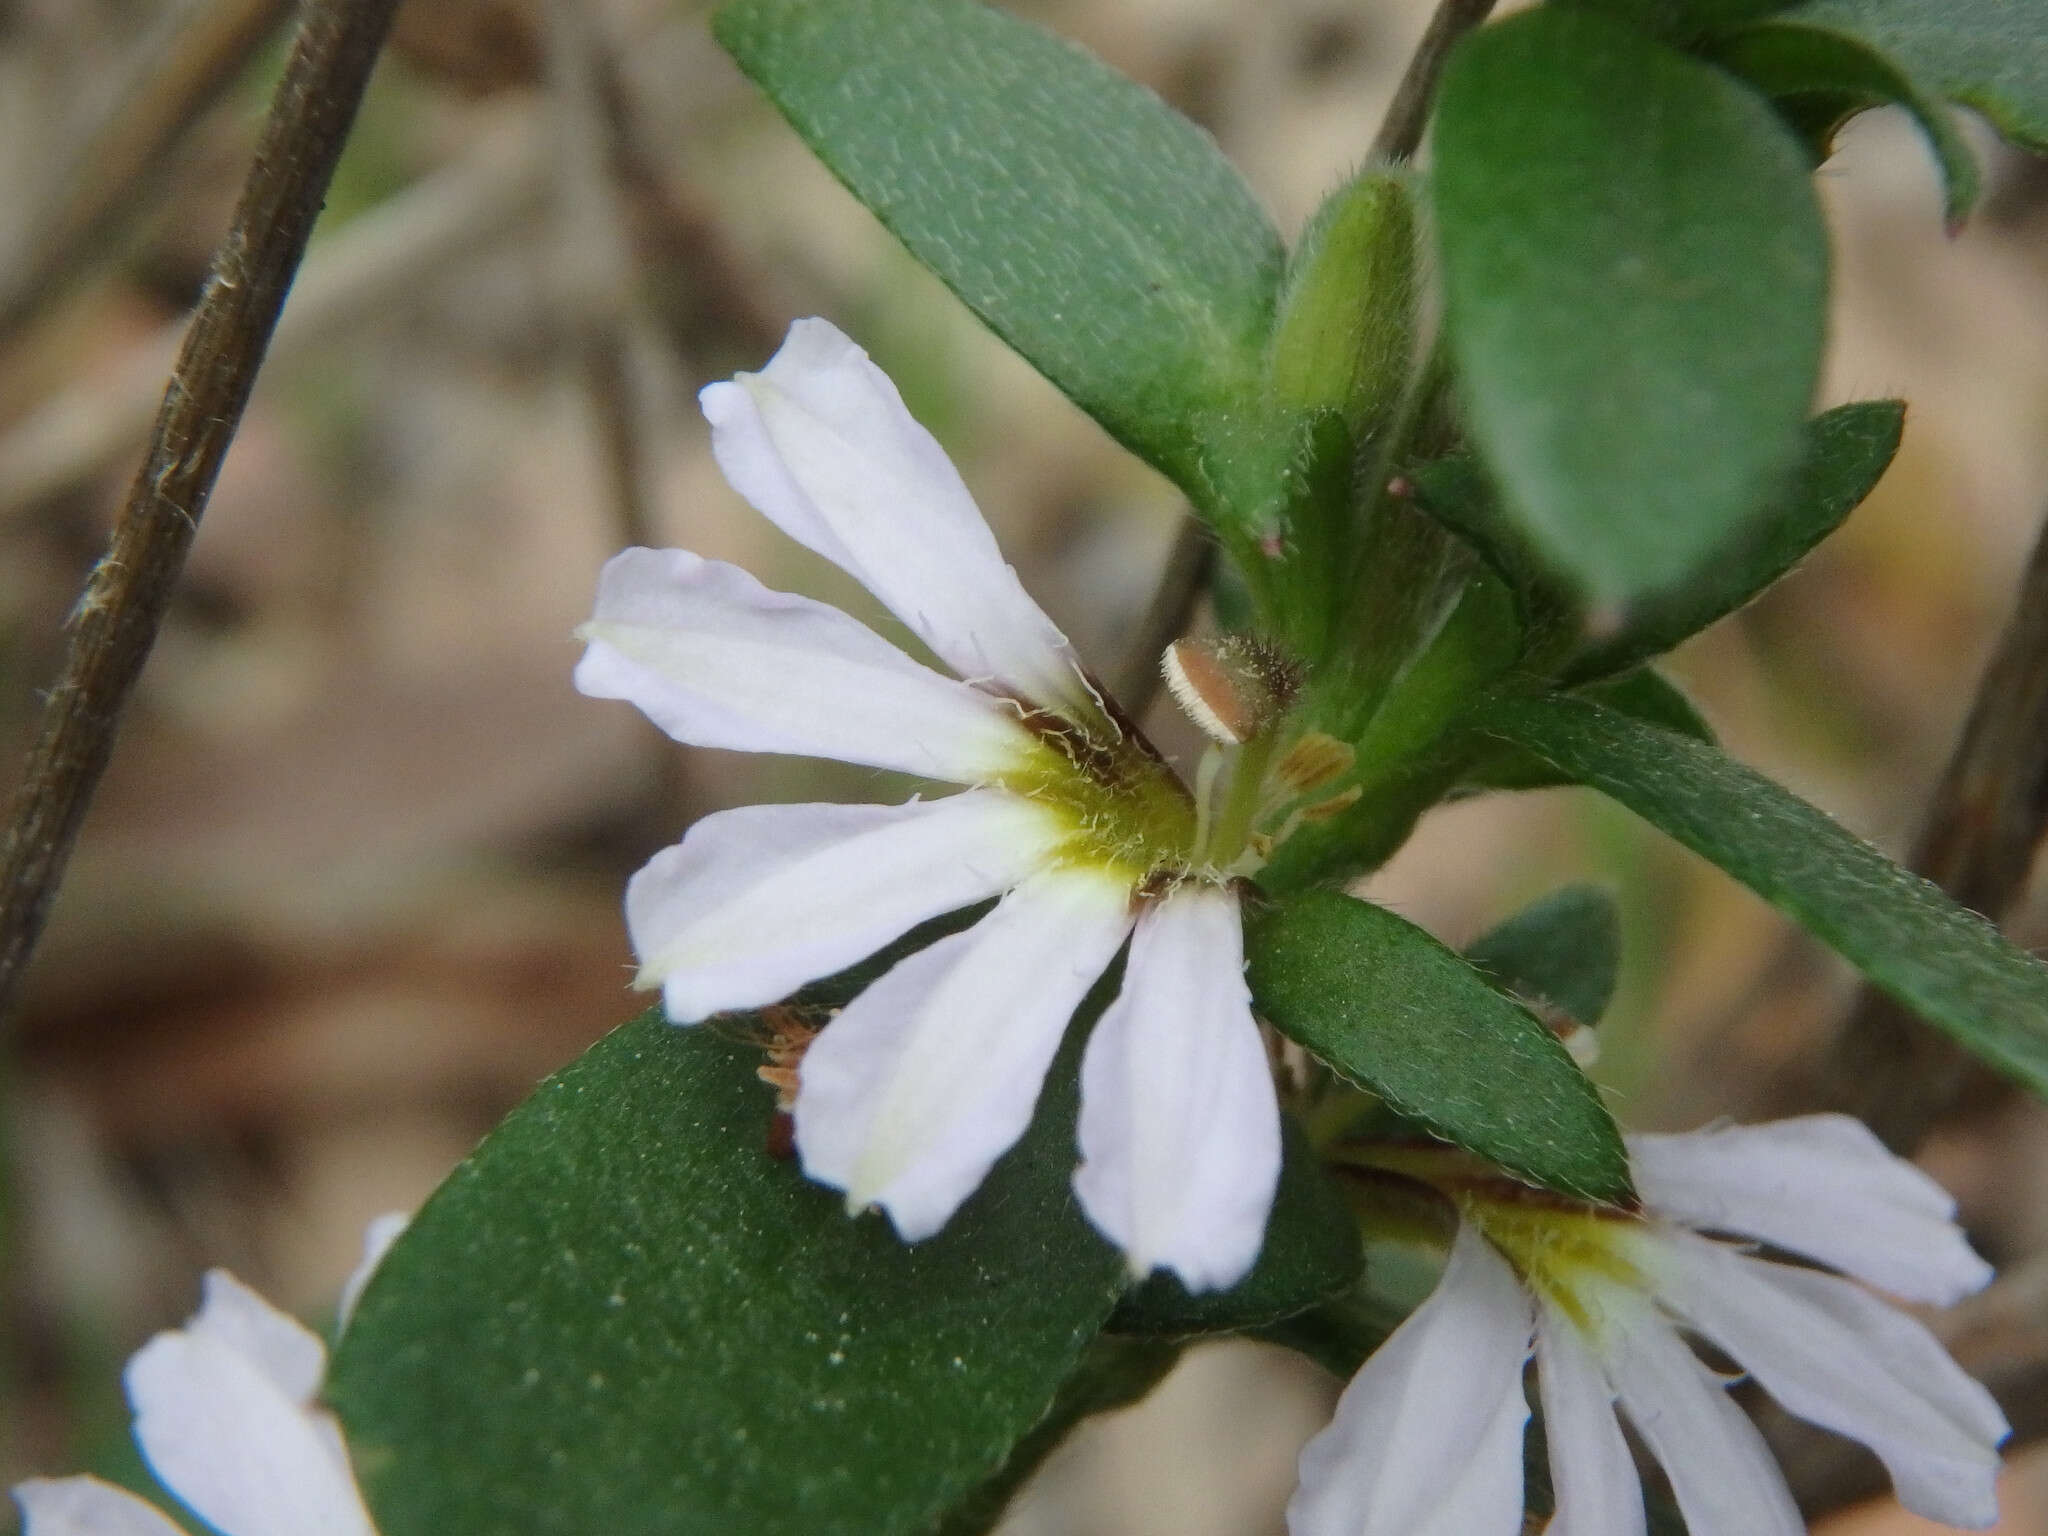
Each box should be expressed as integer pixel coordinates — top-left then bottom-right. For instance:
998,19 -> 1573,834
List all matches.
1570,400 -> 1904,680
1713,22 -> 1980,223
329,1013 -> 1125,1535
713,0 -> 1283,514
1109,1113 -> 1361,1336
1471,690 -> 2048,1101
1780,0 -> 2048,151
1466,885 -> 1624,1028
1246,892 -> 1633,1205
1434,6 -> 1828,607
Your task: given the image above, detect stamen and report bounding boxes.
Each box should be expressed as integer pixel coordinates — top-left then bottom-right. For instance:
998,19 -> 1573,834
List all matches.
1192,741 -> 1224,860
1163,640 -> 1254,745
1160,636 -> 1304,747
1275,732 -> 1354,796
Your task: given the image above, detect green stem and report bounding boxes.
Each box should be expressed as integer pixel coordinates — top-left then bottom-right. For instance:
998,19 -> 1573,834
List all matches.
1208,732 -> 1280,867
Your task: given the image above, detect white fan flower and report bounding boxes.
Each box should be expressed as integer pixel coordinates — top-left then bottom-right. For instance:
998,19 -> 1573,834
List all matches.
13,1215 -> 404,1536
576,318 -> 1287,1290
1288,1114 -> 2008,1536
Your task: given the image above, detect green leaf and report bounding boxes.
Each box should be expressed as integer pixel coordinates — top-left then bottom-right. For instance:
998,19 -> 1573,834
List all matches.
1415,404 -> 1903,681
1466,885 -> 1624,1027
1406,452 -> 1574,648
329,1013 -> 1126,1535
714,0 -> 1284,517
1584,668 -> 1713,742
1777,0 -> 2048,150
1461,667 -> 1711,792
1712,22 -> 1981,223
1560,0 -> 1796,38
1245,892 -> 1633,1205
1569,401 -> 1904,680
1433,6 -> 1828,607
1471,691 -> 2048,1101
1110,1114 -> 1362,1336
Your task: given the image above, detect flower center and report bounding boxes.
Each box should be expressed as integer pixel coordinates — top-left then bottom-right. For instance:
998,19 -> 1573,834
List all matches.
1463,1193 -> 1654,1341
992,704 -> 1203,883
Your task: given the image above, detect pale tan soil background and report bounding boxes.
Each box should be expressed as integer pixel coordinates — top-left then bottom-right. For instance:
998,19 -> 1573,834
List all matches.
0,0 -> 2044,1529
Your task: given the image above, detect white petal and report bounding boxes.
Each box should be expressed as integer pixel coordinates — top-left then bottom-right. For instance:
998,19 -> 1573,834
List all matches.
1602,1302 -> 1804,1536
188,1270 -> 326,1407
628,793 -> 1068,1022
1629,1114 -> 1991,1304
338,1212 -> 409,1333
1653,1233 -> 2006,1528
794,867 -> 1134,1240
1536,1300 -> 1645,1536
15,1477 -> 188,1536
701,318 -> 1096,717
126,1330 -> 375,1536
1288,1224 -> 1532,1536
1074,884 -> 1280,1292
576,546 -> 1035,783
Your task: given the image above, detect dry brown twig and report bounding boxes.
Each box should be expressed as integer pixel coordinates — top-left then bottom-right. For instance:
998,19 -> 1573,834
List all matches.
0,0 -> 406,1015
1794,507 -> 2048,1151
544,0 -> 657,552
0,117 -> 550,520
0,0 -> 294,349
1763,502 -> 2048,1517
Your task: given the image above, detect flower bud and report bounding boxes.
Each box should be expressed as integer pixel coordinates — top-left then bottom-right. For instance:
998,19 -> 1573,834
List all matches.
1266,172 -> 1420,442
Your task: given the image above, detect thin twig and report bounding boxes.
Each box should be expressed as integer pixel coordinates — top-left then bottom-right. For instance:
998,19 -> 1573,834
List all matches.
0,0 -> 293,348
0,0 -> 404,1016
1367,0 -> 1498,165
544,0 -> 657,551
1792,505 -> 2048,1151
586,27 -> 782,372
0,118 -> 548,519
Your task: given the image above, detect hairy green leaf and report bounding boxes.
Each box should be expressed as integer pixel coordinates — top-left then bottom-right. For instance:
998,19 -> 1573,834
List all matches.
714,0 -> 1283,518
1713,22 -> 1980,223
1779,0 -> 2048,150
1473,691 -> 2048,1100
1461,667 -> 1712,793
1246,893 -> 1633,1205
1433,6 -> 1827,607
330,1014 -> 1125,1535
1466,885 -> 1624,1027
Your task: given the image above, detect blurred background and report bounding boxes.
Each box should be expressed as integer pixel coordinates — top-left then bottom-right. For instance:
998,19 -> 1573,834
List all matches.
0,0 -> 2044,1529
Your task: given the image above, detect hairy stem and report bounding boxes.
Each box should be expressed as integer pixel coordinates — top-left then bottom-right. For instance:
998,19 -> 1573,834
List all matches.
1114,0 -> 1498,719
0,0 -> 403,1016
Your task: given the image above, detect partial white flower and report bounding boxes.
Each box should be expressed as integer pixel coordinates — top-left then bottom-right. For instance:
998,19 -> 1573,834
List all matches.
1288,1114 -> 2009,1536
15,1266 -> 379,1536
577,318 -> 1286,1289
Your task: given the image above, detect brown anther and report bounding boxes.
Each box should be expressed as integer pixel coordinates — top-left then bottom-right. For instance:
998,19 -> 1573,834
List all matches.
1276,731 -> 1355,795
1298,784 -> 1364,823
1161,635 -> 1304,746
754,1003 -> 821,1113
